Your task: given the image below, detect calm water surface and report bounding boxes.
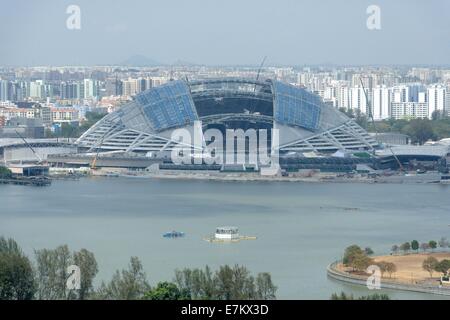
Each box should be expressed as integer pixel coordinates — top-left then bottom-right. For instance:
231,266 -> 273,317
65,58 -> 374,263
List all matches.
1,177 -> 450,299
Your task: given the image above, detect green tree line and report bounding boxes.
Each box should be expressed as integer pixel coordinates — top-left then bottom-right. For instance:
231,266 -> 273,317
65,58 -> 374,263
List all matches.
0,237 -> 277,300
339,108 -> 450,145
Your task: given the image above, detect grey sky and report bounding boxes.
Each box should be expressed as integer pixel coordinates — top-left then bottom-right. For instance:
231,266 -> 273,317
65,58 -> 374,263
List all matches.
0,0 -> 449,66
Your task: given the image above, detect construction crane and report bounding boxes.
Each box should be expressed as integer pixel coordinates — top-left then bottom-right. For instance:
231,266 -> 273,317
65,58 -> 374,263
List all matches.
15,130 -> 43,164
249,56 -> 267,114
90,129 -> 111,169
90,149 -> 101,169
256,56 -> 267,82
359,77 -> 405,172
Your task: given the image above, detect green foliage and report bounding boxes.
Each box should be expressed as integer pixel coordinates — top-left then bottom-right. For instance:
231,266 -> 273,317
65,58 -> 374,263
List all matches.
330,291 -> 390,300
411,240 -> 419,252
364,247 -> 374,256
365,117 -> 450,144
34,245 -> 72,300
0,166 -> 12,178
144,282 -> 190,300
385,262 -> 397,278
330,291 -> 354,300
400,242 -> 411,253
0,236 -> 277,301
342,245 -> 365,265
350,254 -> 373,272
77,112 -> 107,137
435,259 -> 450,276
95,257 -> 151,300
0,237 -> 35,300
174,265 -> 277,300
403,119 -> 436,145
358,293 -> 390,300
342,245 -> 375,272
429,240 -> 437,251
34,245 -> 98,300
422,256 -> 439,278
73,249 -> 98,300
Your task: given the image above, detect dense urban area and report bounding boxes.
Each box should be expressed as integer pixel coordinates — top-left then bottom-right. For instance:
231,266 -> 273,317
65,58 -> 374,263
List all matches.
0,65 -> 449,139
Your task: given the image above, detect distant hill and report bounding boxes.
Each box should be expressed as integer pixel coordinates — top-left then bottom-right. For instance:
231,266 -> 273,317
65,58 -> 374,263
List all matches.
119,55 -> 161,67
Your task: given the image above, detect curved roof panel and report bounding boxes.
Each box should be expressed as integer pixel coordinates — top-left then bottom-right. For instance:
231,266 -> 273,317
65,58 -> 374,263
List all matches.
135,80 -> 198,132
272,80 -> 321,131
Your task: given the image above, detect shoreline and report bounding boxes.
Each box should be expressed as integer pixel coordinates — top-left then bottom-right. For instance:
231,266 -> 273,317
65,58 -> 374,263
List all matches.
49,166 -> 449,184
112,172 -> 448,184
327,253 -> 450,297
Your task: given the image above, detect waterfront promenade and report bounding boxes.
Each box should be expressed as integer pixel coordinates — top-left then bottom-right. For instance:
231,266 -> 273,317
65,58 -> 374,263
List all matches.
327,253 -> 450,297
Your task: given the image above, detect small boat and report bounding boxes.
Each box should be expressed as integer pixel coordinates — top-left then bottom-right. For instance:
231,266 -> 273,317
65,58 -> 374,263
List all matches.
163,231 -> 185,238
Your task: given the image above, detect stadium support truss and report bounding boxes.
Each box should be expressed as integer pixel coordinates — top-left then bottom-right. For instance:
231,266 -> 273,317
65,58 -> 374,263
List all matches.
76,78 -> 378,154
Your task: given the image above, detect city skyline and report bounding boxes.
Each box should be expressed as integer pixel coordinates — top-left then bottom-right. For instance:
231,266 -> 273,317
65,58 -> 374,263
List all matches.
1,0 -> 449,66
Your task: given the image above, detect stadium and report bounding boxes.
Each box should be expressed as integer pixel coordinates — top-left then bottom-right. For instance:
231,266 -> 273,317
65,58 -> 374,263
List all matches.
76,78 -> 378,161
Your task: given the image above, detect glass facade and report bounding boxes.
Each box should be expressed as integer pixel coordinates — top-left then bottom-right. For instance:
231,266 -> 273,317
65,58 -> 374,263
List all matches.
272,81 -> 321,130
136,80 -> 198,131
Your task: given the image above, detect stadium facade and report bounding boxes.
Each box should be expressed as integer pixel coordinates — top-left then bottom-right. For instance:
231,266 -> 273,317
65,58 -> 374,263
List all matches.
76,78 -> 378,156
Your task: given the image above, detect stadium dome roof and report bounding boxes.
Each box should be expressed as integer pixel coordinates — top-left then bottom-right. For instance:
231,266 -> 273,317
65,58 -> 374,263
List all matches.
76,78 -> 377,154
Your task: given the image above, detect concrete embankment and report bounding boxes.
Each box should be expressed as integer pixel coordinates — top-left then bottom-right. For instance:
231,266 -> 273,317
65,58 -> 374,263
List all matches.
327,261 -> 450,296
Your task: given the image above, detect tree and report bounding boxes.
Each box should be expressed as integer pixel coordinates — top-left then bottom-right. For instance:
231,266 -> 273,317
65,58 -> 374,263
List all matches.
434,260 -> 450,276
214,265 -> 256,300
411,240 -> 419,253
391,245 -> 399,255
343,245 -> 365,265
95,257 -> 151,300
350,254 -> 373,272
174,266 -> 216,300
403,119 -> 435,145
174,265 -> 277,300
34,245 -> 72,300
73,249 -> 98,300
0,166 -> 12,178
0,237 -> 35,300
385,262 -> 397,278
255,273 -> 277,300
429,240 -> 437,252
400,242 -> 411,254
364,247 -> 374,256
330,291 -> 354,300
422,257 -> 439,278
330,291 -> 389,300
420,242 -> 430,252
144,282 -> 190,300
358,293 -> 390,300
354,109 -> 368,129
34,245 -> 98,300
376,261 -> 388,278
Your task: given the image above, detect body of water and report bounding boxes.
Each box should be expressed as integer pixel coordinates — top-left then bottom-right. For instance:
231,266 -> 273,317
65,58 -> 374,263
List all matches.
1,177 -> 450,299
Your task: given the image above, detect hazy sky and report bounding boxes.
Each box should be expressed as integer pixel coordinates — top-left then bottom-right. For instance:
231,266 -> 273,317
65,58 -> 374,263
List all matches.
0,0 -> 449,66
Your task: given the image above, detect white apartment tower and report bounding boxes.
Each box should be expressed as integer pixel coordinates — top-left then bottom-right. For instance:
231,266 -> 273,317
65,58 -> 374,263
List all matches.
350,86 -> 370,115
427,84 -> 446,118
372,85 -> 391,120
